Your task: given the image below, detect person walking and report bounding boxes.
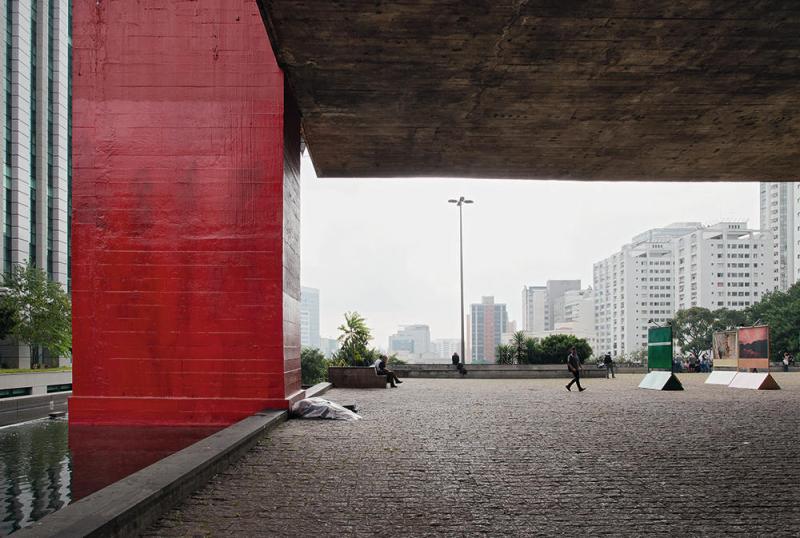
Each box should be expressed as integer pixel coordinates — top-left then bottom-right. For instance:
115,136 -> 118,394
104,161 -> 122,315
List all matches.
783,352 -> 792,372
603,352 -> 615,379
566,346 -> 585,392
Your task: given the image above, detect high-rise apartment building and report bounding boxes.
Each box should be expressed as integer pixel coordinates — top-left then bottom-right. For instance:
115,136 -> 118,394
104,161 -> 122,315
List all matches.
1,1 -> 71,367
760,182 -> 798,291
521,280 -> 581,332
673,222 -> 773,311
470,296 -> 508,363
521,285 -> 546,332
593,223 -> 702,357
300,286 -> 320,349
594,222 -> 772,358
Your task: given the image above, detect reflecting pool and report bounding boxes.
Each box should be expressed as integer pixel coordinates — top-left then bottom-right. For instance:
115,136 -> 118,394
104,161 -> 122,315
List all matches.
0,418 -> 221,535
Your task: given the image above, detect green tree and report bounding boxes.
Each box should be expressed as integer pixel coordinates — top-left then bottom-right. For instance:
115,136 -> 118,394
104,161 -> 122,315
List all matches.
495,344 -> 515,364
0,302 -> 18,341
672,307 -> 715,358
534,334 -> 592,364
747,284 -> 800,360
332,311 -> 379,366
711,308 -> 751,332
510,331 -> 527,365
524,337 -> 539,365
1,263 -> 71,365
301,347 -> 328,385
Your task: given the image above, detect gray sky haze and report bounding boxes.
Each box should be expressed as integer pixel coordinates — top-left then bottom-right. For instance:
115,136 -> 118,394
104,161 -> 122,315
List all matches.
299,152 -> 760,348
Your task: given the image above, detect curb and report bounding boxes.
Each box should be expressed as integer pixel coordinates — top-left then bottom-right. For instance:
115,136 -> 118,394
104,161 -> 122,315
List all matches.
16,410 -> 287,538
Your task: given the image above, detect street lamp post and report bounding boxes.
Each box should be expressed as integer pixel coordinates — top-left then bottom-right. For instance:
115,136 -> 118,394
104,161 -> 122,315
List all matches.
448,196 -> 473,365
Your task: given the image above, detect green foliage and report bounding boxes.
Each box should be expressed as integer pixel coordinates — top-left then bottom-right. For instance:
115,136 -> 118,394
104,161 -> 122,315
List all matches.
332,311 -> 380,366
523,337 -> 538,365
495,344 -> 515,364
748,284 -> 800,360
511,331 -> 527,365
669,307 -> 755,359
301,347 -> 328,386
1,263 -> 72,360
534,334 -> 592,364
672,307 -> 715,358
496,334 -> 592,364
0,302 -> 17,341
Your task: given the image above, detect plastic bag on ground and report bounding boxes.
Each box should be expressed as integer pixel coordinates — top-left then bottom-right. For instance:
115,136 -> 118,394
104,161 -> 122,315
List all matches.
292,397 -> 362,421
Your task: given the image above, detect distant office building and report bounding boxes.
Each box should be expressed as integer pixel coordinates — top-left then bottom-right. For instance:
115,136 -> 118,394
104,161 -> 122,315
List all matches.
512,287 -> 596,351
759,182 -> 798,291
545,280 -> 581,329
432,338 -> 460,359
470,296 -> 508,363
0,0 -> 72,368
673,222 -> 773,311
593,223 -> 703,358
521,285 -> 547,332
388,325 -> 431,356
522,280 -> 580,332
300,287 -> 320,349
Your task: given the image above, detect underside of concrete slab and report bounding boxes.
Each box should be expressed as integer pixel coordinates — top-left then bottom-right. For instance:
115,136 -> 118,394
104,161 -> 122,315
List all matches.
261,1 -> 800,181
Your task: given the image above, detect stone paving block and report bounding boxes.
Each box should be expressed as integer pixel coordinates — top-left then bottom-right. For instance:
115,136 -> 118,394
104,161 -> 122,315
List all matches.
146,374 -> 800,537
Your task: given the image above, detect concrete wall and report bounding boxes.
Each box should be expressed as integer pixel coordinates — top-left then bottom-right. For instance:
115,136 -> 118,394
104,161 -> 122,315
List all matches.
0,370 -> 70,394
69,0 -> 301,426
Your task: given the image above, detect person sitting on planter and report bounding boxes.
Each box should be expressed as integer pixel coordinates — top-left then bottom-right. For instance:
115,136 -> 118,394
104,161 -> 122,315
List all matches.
374,354 -> 403,388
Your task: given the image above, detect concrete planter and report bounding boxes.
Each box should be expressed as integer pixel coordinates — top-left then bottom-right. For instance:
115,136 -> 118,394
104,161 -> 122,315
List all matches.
327,367 -> 387,388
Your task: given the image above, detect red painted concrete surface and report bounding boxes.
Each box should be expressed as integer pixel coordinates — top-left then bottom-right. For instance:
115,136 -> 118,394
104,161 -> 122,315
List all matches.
70,0 -> 302,425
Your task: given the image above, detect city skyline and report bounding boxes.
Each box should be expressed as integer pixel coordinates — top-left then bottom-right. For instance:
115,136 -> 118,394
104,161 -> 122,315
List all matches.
300,152 -> 761,348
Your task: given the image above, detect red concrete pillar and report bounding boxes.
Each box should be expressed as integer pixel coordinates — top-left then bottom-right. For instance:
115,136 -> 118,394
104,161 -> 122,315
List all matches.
70,0 -> 302,425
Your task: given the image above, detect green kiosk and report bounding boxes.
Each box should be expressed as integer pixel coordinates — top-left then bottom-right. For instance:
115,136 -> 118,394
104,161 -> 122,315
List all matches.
639,325 -> 684,390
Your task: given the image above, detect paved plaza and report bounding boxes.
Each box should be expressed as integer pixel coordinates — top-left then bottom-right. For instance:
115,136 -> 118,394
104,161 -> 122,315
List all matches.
147,374 -> 800,536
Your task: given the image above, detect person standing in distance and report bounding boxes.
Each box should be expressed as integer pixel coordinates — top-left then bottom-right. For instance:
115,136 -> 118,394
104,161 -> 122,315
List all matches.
566,346 -> 585,392
603,352 -> 615,379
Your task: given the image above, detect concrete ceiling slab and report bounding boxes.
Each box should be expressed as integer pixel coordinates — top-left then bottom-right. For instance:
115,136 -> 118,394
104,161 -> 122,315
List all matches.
260,1 -> 800,180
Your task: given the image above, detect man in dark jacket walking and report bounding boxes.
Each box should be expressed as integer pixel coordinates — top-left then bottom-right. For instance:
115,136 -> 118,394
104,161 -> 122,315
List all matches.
603,352 -> 615,379
566,346 -> 585,392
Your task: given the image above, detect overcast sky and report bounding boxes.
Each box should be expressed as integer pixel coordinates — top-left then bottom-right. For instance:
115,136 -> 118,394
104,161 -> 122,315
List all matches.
299,152 -> 760,348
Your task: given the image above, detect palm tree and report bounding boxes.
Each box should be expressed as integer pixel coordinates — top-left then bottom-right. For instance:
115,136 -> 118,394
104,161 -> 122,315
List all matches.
336,311 -> 373,365
496,344 -> 515,364
511,331 -> 527,364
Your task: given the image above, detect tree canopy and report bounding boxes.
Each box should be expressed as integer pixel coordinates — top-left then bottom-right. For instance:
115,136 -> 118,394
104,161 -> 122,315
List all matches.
495,334 -> 592,364
301,347 -> 328,386
1,263 -> 72,360
332,311 -> 380,366
672,307 -> 716,358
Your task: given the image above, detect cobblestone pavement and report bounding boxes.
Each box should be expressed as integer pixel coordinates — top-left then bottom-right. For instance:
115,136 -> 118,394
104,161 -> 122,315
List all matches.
147,374 -> 800,536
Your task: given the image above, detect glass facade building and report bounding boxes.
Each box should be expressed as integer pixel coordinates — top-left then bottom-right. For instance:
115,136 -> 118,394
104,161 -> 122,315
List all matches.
1,1 -> 71,366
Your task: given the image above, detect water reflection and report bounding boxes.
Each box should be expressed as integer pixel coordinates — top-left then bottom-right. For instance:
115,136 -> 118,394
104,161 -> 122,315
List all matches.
0,418 -> 221,535
0,419 -> 70,535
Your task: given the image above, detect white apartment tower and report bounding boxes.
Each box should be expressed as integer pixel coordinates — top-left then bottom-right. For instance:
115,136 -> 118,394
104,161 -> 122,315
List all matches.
759,182 -> 795,291
673,223 -> 773,311
593,223 -> 702,357
1,1 -> 71,367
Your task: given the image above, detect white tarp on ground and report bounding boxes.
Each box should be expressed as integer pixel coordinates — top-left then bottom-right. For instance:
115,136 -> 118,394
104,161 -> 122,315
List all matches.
292,397 -> 362,421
